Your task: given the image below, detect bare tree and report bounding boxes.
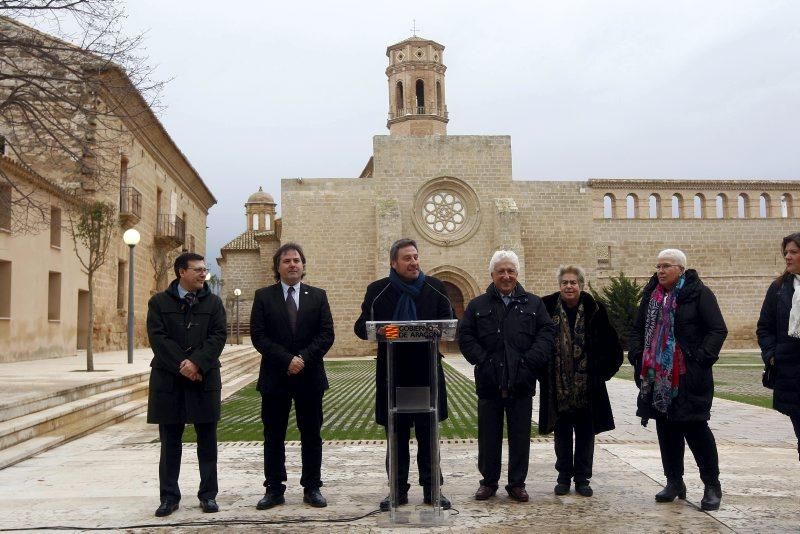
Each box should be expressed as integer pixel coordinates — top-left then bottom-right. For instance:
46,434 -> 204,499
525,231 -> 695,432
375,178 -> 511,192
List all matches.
0,0 -> 164,233
148,242 -> 180,294
68,199 -> 116,371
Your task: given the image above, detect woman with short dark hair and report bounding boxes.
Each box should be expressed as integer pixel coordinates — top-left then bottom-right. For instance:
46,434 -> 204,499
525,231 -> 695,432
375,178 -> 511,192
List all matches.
628,249 -> 728,511
539,265 -> 623,498
757,232 -> 800,462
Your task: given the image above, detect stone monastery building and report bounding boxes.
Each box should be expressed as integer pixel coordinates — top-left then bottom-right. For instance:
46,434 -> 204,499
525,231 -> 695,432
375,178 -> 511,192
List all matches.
220,35 -> 800,357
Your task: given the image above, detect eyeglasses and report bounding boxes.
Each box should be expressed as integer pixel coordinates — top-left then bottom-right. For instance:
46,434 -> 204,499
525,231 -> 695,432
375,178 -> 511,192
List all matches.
655,264 -> 677,271
187,267 -> 209,274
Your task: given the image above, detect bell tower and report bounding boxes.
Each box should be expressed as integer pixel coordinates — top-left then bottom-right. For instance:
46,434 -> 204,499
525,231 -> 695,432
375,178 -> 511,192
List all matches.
386,36 -> 448,136
245,187 -> 276,232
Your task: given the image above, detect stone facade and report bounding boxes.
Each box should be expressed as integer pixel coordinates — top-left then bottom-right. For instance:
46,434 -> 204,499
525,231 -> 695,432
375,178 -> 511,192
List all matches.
221,34 -> 799,356
0,18 -> 216,362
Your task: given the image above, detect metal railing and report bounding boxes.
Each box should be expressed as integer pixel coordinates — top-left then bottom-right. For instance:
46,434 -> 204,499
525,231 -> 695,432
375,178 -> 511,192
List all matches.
155,213 -> 185,245
119,186 -> 142,219
388,105 -> 449,120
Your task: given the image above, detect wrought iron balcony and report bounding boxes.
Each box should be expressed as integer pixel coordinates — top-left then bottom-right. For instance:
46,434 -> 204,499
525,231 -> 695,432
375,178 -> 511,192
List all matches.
155,213 -> 185,248
118,186 -> 141,228
388,105 -> 449,121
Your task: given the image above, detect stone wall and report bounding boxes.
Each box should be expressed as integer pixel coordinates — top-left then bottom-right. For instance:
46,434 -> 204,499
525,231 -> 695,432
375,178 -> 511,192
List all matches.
279,135 -> 798,356
0,20 -> 214,361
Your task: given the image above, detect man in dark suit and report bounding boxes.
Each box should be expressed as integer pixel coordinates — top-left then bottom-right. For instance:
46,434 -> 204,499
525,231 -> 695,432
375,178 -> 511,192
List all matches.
250,242 -> 335,509
354,238 -> 453,511
147,252 -> 227,517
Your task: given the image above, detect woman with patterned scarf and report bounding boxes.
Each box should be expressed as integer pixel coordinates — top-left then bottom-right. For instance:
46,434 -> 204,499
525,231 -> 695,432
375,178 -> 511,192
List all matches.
757,232 -> 800,462
629,249 -> 728,511
539,265 -> 623,498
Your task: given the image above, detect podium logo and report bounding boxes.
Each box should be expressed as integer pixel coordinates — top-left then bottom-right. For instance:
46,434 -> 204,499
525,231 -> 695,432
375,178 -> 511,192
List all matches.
384,325 -> 400,339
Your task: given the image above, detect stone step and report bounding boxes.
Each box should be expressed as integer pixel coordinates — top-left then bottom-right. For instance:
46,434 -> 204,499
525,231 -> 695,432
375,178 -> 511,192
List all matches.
0,372 -> 150,424
0,345 -> 254,424
0,382 -> 149,450
0,346 -> 260,470
0,397 -> 148,470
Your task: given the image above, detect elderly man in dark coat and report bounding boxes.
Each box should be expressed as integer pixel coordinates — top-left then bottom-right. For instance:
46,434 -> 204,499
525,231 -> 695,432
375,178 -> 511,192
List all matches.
539,265 -> 622,498
146,252 -> 227,517
629,248 -> 727,511
354,238 -> 452,512
458,250 -> 556,503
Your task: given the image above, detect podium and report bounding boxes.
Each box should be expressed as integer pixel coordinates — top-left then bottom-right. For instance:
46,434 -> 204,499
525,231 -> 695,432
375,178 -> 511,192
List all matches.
366,319 -> 458,525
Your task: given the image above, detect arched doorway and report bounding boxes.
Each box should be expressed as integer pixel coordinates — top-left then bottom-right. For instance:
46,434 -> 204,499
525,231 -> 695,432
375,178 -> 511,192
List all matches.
426,265 -> 480,355
442,281 -> 465,318
441,280 -> 465,354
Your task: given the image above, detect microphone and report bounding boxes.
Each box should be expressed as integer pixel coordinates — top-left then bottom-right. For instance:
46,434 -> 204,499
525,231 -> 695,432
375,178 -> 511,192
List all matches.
424,281 -> 455,320
370,282 -> 393,322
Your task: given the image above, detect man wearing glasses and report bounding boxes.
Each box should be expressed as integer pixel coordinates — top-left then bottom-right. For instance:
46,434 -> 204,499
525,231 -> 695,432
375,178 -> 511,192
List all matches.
146,252 -> 227,517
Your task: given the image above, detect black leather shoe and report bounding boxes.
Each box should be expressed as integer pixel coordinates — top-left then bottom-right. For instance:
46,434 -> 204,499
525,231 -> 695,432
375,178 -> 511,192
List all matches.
154,501 -> 179,517
655,479 -> 686,503
303,488 -> 328,508
256,492 -> 285,510
575,482 -> 593,497
379,492 -> 408,512
422,487 -> 452,509
199,499 -> 219,513
700,484 -> 722,511
554,482 -> 570,495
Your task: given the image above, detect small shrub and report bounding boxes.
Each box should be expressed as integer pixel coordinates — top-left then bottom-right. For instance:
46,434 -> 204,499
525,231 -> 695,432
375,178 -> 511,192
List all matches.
589,271 -> 643,350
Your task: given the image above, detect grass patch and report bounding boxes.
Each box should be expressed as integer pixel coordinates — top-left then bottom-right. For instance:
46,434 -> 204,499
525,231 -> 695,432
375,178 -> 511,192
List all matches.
616,358 -> 773,410
715,391 -> 773,409
185,359 -> 527,442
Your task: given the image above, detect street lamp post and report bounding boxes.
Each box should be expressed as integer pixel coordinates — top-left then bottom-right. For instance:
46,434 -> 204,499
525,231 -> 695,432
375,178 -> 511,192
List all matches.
122,228 -> 141,364
233,288 -> 242,345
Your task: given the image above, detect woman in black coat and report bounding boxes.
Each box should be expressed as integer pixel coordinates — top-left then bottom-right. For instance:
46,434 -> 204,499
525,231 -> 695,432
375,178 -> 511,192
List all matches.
756,232 -> 800,461
539,265 -> 622,498
628,249 -> 727,511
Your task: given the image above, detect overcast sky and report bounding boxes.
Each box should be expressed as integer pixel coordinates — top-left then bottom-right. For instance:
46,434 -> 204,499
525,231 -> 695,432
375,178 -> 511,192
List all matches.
114,1 -> 800,273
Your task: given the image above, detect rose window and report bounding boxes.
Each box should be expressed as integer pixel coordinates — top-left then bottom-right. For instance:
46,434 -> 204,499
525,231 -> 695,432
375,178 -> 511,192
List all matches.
413,176 -> 480,246
423,191 -> 465,234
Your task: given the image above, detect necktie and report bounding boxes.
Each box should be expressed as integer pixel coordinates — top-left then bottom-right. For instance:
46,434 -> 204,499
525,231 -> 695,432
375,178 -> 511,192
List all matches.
184,292 -> 197,308
286,286 -> 298,333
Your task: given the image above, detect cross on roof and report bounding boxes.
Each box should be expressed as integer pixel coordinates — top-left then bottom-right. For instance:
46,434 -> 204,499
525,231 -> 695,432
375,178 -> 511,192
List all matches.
410,19 -> 419,37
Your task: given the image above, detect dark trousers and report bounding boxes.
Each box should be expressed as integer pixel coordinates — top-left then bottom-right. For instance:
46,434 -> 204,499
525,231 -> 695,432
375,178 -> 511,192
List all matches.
554,408 -> 595,484
478,396 -> 533,489
384,413 -> 442,490
261,390 -> 324,492
158,422 -> 218,502
655,419 -> 720,486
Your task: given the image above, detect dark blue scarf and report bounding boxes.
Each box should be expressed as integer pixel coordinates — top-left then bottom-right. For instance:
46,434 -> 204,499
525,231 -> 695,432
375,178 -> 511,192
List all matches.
389,268 -> 426,321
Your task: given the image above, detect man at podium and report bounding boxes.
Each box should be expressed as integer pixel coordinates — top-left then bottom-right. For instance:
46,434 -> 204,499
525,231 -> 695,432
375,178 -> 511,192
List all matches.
354,238 -> 453,512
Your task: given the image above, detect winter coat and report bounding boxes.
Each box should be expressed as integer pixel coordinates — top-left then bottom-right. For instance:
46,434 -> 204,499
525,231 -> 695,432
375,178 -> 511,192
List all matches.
538,291 -> 623,435
354,276 -> 451,427
146,280 -> 227,424
628,269 -> 728,422
757,276 -> 800,417
458,283 -> 556,399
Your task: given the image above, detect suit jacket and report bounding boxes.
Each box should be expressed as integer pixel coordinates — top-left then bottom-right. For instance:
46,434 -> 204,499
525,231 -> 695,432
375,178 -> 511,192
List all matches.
250,282 -> 335,395
354,275 -> 452,426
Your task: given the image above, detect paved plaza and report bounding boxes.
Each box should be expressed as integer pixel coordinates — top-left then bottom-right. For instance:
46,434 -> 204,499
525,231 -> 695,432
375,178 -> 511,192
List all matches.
0,351 -> 798,532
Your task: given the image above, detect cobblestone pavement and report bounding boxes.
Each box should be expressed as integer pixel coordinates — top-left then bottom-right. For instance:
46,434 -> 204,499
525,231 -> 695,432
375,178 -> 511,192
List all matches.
0,353 -> 797,532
